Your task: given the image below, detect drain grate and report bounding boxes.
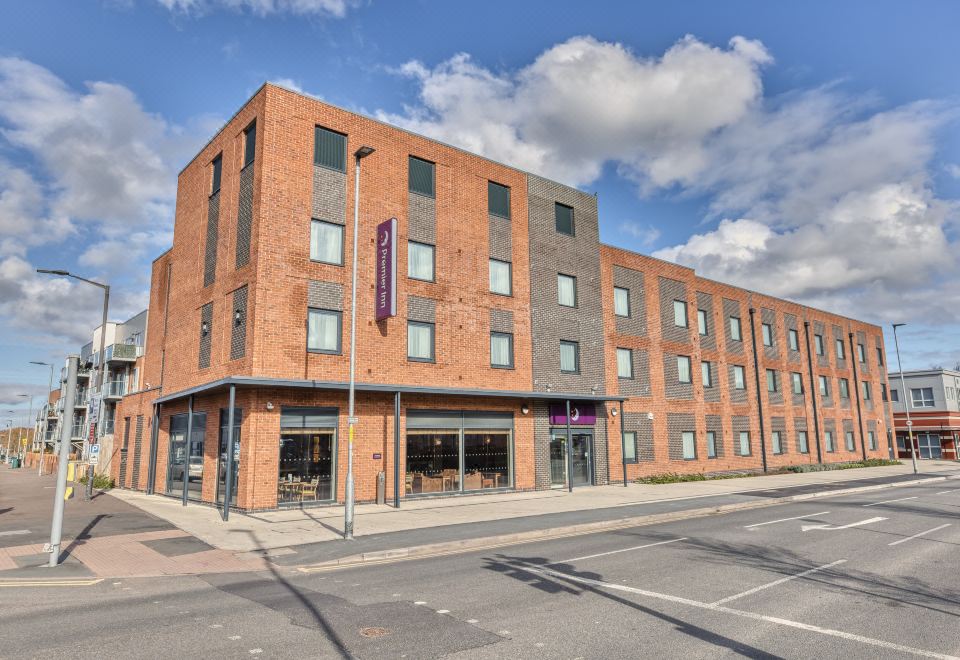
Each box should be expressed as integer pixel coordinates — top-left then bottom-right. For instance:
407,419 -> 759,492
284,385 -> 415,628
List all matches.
359,627 -> 391,638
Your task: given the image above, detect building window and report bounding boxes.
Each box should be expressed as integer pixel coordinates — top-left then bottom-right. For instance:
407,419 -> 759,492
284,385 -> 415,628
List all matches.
490,332 -> 514,369
307,308 -> 342,354
730,316 -> 742,341
701,361 -> 712,388
617,348 -> 633,379
279,410 -> 335,503
697,309 -> 708,336
766,369 -> 778,393
560,340 -> 579,373
706,431 -> 717,458
488,181 -> 511,219
772,431 -> 783,454
677,355 -> 692,384
891,388 -> 899,402
791,372 -> 803,395
310,220 -> 344,265
825,431 -> 835,452
555,202 -> 574,235
836,339 -> 845,360
614,287 -> 630,317
407,416 -> 512,494
815,334 -> 824,356
623,431 -> 637,463
910,387 -> 935,408
818,375 -> 829,397
733,365 -> 746,390
408,156 -> 435,198
839,378 -> 850,399
876,347 -> 883,366
314,126 -> 346,172
798,431 -> 809,453
489,259 -> 512,295
673,300 -> 688,328
408,241 -> 435,282
788,328 -> 799,351
407,321 -> 435,362
857,343 -> 866,363
243,120 -> 256,168
868,431 -> 877,450
845,431 -> 855,451
211,154 -> 222,194
882,383 -> 888,402
762,323 -> 773,347
558,274 -> 577,307
862,381 -> 872,401
682,431 -> 696,460
738,431 -> 751,456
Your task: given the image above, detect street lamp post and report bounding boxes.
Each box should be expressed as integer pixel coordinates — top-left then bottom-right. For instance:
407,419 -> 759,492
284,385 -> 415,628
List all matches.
31,361 -> 55,475
17,395 -> 33,462
892,323 -> 918,475
37,269 -> 110,499
344,145 -> 375,541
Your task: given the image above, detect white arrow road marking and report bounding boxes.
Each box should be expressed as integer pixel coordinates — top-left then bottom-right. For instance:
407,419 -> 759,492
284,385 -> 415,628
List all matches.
888,524 -> 951,547
801,517 -> 887,532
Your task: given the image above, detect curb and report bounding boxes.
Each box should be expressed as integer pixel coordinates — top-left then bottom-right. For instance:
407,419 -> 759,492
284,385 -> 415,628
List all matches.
297,473 -> 957,573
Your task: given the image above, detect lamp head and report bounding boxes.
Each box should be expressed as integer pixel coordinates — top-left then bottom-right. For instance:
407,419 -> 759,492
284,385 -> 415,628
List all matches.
354,146 -> 375,159
29,361 -> 50,366
36,268 -> 70,276
892,323 -> 906,329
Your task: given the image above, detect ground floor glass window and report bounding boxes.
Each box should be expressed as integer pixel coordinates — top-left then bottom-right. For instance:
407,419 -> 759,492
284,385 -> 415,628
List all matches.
278,428 -> 335,503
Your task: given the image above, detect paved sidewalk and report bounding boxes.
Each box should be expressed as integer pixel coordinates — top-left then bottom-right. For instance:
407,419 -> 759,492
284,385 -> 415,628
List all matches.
108,461 -> 960,557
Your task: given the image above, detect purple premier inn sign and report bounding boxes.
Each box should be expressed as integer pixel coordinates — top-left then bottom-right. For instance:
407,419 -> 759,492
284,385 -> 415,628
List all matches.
375,218 -> 398,321
549,402 -> 597,426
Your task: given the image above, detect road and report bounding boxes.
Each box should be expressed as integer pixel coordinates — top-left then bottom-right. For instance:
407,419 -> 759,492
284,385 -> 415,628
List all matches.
2,475 -> 960,658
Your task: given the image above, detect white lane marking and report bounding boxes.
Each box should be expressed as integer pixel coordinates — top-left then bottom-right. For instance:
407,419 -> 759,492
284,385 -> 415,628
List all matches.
520,563 -> 959,660
0,529 -> 30,537
711,560 -> 847,605
863,496 -> 918,507
436,609 -> 450,614
888,524 -> 952,547
550,537 -> 687,565
935,490 -> 958,495
744,512 -> 830,528
801,517 -> 887,532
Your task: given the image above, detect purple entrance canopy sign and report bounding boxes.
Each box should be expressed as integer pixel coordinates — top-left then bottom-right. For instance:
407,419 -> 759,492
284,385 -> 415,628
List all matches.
375,218 -> 397,321
549,403 -> 597,426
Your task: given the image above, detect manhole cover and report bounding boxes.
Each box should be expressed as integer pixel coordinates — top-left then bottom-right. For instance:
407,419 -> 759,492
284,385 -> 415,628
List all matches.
359,627 -> 390,638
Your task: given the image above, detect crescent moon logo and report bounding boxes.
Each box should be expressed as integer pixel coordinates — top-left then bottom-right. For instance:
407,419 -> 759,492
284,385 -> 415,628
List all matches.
380,230 -> 389,247
571,407 -> 580,422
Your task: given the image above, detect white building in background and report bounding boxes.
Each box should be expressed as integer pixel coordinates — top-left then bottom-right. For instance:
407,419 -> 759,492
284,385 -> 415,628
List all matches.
888,368 -> 960,460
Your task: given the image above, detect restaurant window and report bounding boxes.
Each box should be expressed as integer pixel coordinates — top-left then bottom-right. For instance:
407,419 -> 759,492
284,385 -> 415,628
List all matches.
166,412 -> 207,501
310,220 -> 344,265
278,407 -> 336,504
614,287 -> 630,317
216,409 -> 241,506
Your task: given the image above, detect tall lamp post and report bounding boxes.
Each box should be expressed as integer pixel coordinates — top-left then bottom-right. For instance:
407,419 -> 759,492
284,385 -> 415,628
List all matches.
891,324 -> 918,474
344,144 -> 375,541
31,361 -> 55,475
17,394 -> 33,461
37,269 -> 110,499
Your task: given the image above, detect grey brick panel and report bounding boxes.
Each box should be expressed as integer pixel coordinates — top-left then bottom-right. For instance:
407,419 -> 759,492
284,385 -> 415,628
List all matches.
204,191 -> 220,287
489,214 -> 512,263
613,266 -> 646,337
706,414 -> 724,457
407,295 -> 436,323
490,309 -> 514,334
199,302 -> 213,369
312,165 -> 347,225
664,353 -> 694,400
723,298 -> 744,354
533,401 -> 552,489
623,412 -> 654,462
235,164 -> 254,268
230,285 -> 248,360
696,291 -> 716,351
667,413 -> 696,460
659,277 -> 690,344
131,414 -> 143,489
408,192 -> 436,245
308,280 -> 344,311
618,349 -> 650,397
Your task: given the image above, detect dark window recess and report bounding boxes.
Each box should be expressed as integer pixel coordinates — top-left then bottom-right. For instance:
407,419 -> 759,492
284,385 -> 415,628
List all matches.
409,156 -> 436,198
555,202 -> 574,235
488,181 -> 511,219
243,120 -> 256,168
314,126 -> 346,172
211,154 -> 222,194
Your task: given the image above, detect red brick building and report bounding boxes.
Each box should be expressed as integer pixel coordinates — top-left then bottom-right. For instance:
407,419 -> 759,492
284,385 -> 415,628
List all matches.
112,84 -> 894,513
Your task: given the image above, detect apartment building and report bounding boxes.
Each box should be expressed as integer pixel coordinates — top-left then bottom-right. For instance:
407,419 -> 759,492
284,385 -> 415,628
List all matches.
111,84 -> 893,513
889,368 -> 960,460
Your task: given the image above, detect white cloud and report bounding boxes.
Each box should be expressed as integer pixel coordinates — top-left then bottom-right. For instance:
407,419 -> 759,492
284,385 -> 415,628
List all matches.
619,222 -> 661,248
946,163 -> 960,179
157,0 -> 357,17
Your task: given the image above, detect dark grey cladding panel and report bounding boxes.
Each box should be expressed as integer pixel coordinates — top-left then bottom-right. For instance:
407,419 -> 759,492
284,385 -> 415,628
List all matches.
308,280 -> 343,311
784,313 -> 801,363
696,292 -> 716,351
593,413 -> 610,485
618,349 -> 650,397
527,173 -> 605,395
659,277 -> 690,344
235,164 -> 254,268
732,415 -> 751,455
833,324 -> 847,370
533,401 -> 552,489
199,302 -> 213,370
613,266 -> 646,337
857,330 -> 870,374
490,309 -> 514,334
489,214 -> 512,263
814,321 -> 829,368
728,364 -> 748,404
703,361 -> 720,403
623,412 -> 654,462
407,295 -> 436,323
723,298 -> 744,354
204,191 -> 220,287
663,353 -> 693,400
312,165 -> 347,225
408,192 -> 436,245
843,418 -> 854,433
867,418 -> 877,431
667,413 -> 695,460
795,416 -> 808,431
761,307 -> 778,360
823,418 -> 836,431
131,414 -> 143,489
230,285 -> 248,361
706,414 -> 724,457
771,416 -> 786,432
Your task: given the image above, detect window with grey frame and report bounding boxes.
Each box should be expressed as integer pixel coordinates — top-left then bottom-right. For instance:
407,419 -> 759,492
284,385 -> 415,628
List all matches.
798,430 -> 809,453
555,202 -> 574,235
408,241 -> 435,282
788,328 -> 799,351
772,431 -> 783,454
307,308 -> 342,354
559,340 -> 579,374
677,355 -> 692,384
862,381 -> 872,401
825,430 -> 835,452
791,372 -> 803,394
836,338 -> 845,359
310,219 -> 344,265
762,323 -> 773,347
857,343 -> 866,363
490,332 -> 514,369
701,361 -> 712,388
730,316 -> 742,341
819,375 -> 829,396
314,126 -> 346,172
814,334 -> 824,355
673,300 -> 688,327
558,273 -> 577,307
766,369 -> 778,392
616,348 -> 633,379
489,259 -> 512,296
488,181 -> 510,219
211,153 -> 222,194
614,287 -> 630,317
733,365 -> 746,390
839,378 -> 849,399
682,431 -> 696,459
622,431 -> 637,463
706,431 -> 717,458
407,321 -> 435,362
738,431 -> 751,456
408,156 -> 435,197
243,120 -> 256,168
697,309 -> 708,336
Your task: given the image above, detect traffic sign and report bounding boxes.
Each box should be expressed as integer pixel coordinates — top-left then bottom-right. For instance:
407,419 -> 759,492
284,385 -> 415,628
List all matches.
88,444 -> 100,466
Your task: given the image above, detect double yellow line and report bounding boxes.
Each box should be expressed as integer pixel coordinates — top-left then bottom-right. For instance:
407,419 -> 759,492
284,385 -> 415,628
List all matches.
0,578 -> 103,588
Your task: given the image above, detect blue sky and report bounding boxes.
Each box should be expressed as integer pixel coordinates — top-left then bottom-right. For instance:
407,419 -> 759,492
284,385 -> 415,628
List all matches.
1,0 -> 958,418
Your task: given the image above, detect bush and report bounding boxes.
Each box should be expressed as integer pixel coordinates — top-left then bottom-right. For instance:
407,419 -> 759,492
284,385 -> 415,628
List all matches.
635,472 -> 754,485
77,473 -> 115,489
783,458 -> 900,473
640,458 -> 902,483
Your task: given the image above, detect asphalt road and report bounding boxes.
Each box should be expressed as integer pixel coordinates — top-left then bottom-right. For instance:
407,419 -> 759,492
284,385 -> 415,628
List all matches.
3,475 -> 960,659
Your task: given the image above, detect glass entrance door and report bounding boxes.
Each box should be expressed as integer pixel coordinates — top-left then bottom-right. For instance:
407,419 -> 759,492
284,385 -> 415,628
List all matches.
216,410 -> 241,506
166,413 -> 206,499
549,431 -> 593,487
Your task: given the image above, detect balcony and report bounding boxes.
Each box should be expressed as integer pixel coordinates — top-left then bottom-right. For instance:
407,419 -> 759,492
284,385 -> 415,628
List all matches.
77,367 -> 92,379
105,343 -> 141,363
104,418 -> 115,435
103,380 -> 126,400
71,423 -> 86,439
75,390 -> 89,408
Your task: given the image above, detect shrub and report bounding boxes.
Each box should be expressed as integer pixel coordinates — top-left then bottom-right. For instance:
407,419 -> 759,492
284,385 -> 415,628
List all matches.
78,473 -> 115,489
